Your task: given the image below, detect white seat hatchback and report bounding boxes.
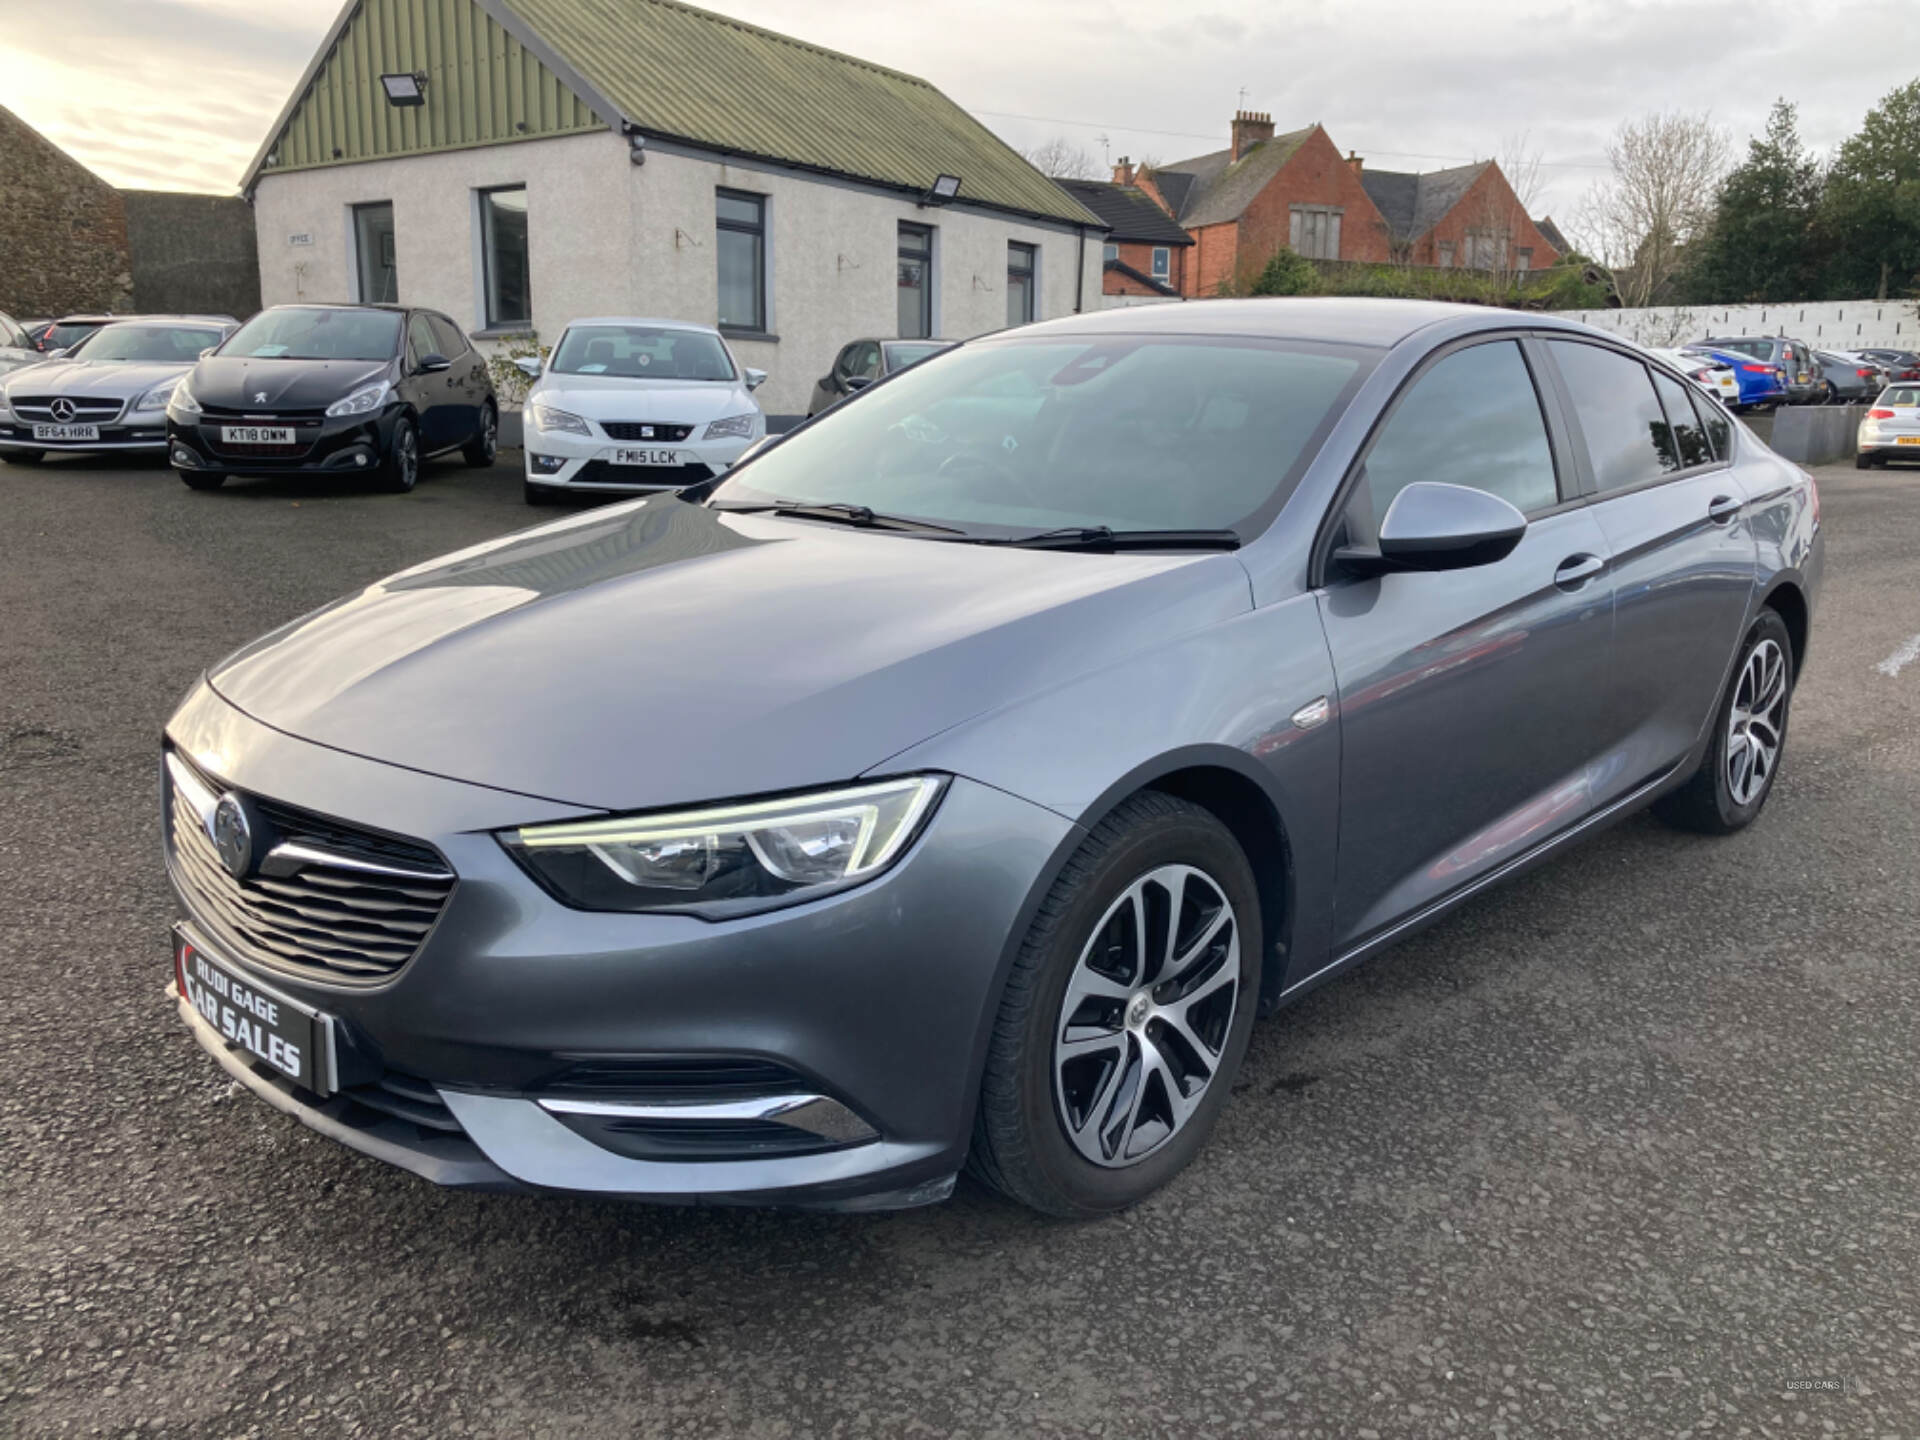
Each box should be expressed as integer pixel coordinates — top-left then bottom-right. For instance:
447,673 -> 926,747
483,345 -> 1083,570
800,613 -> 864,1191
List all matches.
519,317 -> 766,504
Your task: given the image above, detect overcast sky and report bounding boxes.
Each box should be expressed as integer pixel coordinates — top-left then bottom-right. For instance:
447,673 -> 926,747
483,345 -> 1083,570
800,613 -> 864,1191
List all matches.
6,0 -> 1918,223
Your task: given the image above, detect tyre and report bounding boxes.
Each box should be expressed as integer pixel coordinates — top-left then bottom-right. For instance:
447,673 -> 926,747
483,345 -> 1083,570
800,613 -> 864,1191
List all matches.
1857,451 -> 1873,469
969,791 -> 1262,1217
524,480 -> 560,506
1,449 -> 45,465
1654,610 -> 1794,835
177,469 -> 226,491
463,402 -> 497,468
378,416 -> 419,493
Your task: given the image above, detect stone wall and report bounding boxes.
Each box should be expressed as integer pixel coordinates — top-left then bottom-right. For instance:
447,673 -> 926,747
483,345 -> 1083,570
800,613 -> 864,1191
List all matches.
0,104 -> 132,317
123,191 -> 261,319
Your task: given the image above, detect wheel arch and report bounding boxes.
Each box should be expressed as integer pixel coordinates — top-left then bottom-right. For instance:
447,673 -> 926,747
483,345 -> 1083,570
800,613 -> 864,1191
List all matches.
1760,578 -> 1809,676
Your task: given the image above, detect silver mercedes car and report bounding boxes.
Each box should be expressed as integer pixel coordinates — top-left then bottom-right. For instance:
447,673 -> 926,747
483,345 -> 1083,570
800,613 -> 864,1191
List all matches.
163,299 -> 1822,1216
0,316 -> 236,464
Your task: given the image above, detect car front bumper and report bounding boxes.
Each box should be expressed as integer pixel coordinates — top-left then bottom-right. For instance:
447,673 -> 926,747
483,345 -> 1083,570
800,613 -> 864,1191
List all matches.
522,422 -> 755,494
162,681 -> 1073,1209
166,408 -> 400,478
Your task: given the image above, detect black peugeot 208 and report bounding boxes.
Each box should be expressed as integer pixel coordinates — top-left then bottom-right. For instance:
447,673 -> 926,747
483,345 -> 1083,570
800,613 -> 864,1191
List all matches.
166,303 -> 498,493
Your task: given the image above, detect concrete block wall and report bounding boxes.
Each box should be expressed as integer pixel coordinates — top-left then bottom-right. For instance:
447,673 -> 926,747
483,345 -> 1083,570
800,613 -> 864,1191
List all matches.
1556,299 -> 1920,351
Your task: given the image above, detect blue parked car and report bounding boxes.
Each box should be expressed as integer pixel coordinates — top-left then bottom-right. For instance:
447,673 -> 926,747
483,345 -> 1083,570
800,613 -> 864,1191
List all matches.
1682,346 -> 1786,412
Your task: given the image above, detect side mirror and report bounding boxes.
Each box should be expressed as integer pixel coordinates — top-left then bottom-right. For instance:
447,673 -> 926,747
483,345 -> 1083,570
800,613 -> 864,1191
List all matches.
843,374 -> 873,391
514,355 -> 542,379
418,353 -> 451,374
744,367 -> 768,391
199,347 -> 217,360
1341,481 -> 1528,575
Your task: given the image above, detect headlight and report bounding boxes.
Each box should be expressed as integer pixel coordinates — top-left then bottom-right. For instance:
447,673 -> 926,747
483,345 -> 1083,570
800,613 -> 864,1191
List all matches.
134,380 -> 178,413
704,413 -> 757,441
168,381 -> 200,417
326,379 -> 392,418
532,403 -> 591,436
503,775 -> 946,916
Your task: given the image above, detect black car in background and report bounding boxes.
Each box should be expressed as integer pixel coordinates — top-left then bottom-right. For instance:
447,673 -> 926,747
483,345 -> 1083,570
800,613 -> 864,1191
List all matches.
807,337 -> 955,416
1699,335 -> 1823,405
167,304 -> 497,493
1858,348 -> 1920,383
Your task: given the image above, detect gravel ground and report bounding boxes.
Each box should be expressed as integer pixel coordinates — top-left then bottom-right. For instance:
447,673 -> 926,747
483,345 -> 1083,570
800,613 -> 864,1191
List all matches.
1,452 -> 1917,1438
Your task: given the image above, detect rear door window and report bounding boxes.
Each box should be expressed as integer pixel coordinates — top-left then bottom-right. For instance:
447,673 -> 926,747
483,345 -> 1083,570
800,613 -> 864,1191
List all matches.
406,314 -> 437,369
1650,370 -> 1715,470
428,314 -> 470,357
1351,339 -> 1560,542
1547,340 -> 1679,493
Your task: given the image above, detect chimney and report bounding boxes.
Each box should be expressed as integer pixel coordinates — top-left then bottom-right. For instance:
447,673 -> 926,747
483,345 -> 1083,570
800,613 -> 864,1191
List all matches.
1347,149 -> 1364,177
1112,156 -> 1135,187
1231,110 -> 1274,161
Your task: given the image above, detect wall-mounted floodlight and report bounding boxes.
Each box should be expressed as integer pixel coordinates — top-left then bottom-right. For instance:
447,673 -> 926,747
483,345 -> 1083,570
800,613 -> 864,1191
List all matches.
924,174 -> 962,205
380,72 -> 428,107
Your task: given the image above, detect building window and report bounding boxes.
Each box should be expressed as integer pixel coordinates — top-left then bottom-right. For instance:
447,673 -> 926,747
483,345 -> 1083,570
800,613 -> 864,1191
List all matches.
352,201 -> 397,303
1151,246 -> 1170,279
1437,241 -> 1455,269
1103,243 -> 1119,262
479,187 -> 530,328
716,189 -> 767,333
1007,242 -> 1036,327
898,222 -> 933,339
1288,205 -> 1342,260
1515,246 -> 1534,272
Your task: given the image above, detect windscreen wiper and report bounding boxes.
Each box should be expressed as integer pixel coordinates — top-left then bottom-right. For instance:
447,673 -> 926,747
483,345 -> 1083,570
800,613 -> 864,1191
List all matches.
985,526 -> 1243,551
708,499 -> 964,536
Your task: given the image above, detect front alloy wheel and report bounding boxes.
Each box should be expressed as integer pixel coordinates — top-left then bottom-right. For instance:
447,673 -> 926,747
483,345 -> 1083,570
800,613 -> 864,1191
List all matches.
970,791 -> 1261,1216
1054,865 -> 1240,1167
380,417 -> 419,493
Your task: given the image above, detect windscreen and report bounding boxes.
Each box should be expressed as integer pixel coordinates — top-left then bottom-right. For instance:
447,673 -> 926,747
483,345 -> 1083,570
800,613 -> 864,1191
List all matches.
224,308 -> 403,361
713,335 -> 1367,536
551,325 -> 735,381
72,324 -> 223,362
50,322 -> 107,349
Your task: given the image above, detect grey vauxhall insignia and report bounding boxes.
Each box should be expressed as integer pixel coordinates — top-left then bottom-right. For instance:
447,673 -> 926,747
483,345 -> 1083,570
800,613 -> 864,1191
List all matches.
164,300 -> 1822,1217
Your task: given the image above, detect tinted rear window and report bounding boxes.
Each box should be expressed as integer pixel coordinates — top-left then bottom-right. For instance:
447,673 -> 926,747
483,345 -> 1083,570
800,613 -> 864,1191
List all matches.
1650,370 -> 1713,470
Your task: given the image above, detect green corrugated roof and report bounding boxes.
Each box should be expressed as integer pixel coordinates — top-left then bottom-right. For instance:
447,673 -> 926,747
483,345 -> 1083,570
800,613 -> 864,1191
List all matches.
492,0 -> 1100,224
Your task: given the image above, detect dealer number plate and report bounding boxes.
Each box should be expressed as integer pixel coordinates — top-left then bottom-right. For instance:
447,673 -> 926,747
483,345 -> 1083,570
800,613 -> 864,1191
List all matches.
175,928 -> 332,1093
32,423 -> 98,441
611,447 -> 681,466
1897,436 -> 1920,446
220,425 -> 295,445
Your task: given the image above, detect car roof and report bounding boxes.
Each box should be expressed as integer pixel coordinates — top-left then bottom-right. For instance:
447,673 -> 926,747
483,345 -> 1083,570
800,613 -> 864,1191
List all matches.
1001,297 -> 1605,350
562,316 -> 724,335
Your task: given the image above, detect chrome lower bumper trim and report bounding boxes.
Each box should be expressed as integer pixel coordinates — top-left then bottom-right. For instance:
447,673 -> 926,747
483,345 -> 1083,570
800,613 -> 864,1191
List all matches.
539,1092 -> 879,1144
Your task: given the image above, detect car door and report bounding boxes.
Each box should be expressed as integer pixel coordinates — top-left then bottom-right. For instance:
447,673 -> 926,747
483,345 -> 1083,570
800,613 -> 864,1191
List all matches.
1539,340 -> 1758,804
1316,336 -> 1618,950
404,312 -> 457,451
429,313 -> 485,440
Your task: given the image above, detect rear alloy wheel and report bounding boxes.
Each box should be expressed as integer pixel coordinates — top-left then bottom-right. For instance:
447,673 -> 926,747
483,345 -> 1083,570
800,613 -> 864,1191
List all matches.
380,416 -> 419,493
1,449 -> 45,465
1655,610 -> 1794,834
464,402 -> 498,468
969,792 -> 1261,1217
1857,451 -> 1874,469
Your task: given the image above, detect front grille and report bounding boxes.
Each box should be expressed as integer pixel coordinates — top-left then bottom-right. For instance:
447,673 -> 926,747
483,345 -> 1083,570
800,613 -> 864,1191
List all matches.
572,459 -> 712,488
209,439 -> 317,459
341,1071 -> 462,1132
166,753 -> 455,983
11,395 -> 125,422
582,1115 -> 844,1161
599,421 -> 694,442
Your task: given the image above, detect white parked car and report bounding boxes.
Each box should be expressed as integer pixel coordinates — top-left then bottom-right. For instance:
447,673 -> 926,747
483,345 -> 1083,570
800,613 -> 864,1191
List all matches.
1858,382 -> 1920,469
1647,347 -> 1741,410
519,317 -> 766,505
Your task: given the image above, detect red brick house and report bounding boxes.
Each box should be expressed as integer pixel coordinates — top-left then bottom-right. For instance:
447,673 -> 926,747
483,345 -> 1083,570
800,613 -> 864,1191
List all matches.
1053,178 -> 1194,297
1131,111 -> 1561,294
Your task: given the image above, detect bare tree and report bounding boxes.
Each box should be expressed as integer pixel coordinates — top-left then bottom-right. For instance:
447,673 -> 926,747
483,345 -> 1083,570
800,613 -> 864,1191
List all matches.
1021,136 -> 1102,181
1451,133 -> 1548,292
1498,130 -> 1546,215
1576,111 -> 1729,309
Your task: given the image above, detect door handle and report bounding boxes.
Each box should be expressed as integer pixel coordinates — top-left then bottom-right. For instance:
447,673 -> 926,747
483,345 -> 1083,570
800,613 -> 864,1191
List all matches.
1708,495 -> 1742,525
1553,553 -> 1605,590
